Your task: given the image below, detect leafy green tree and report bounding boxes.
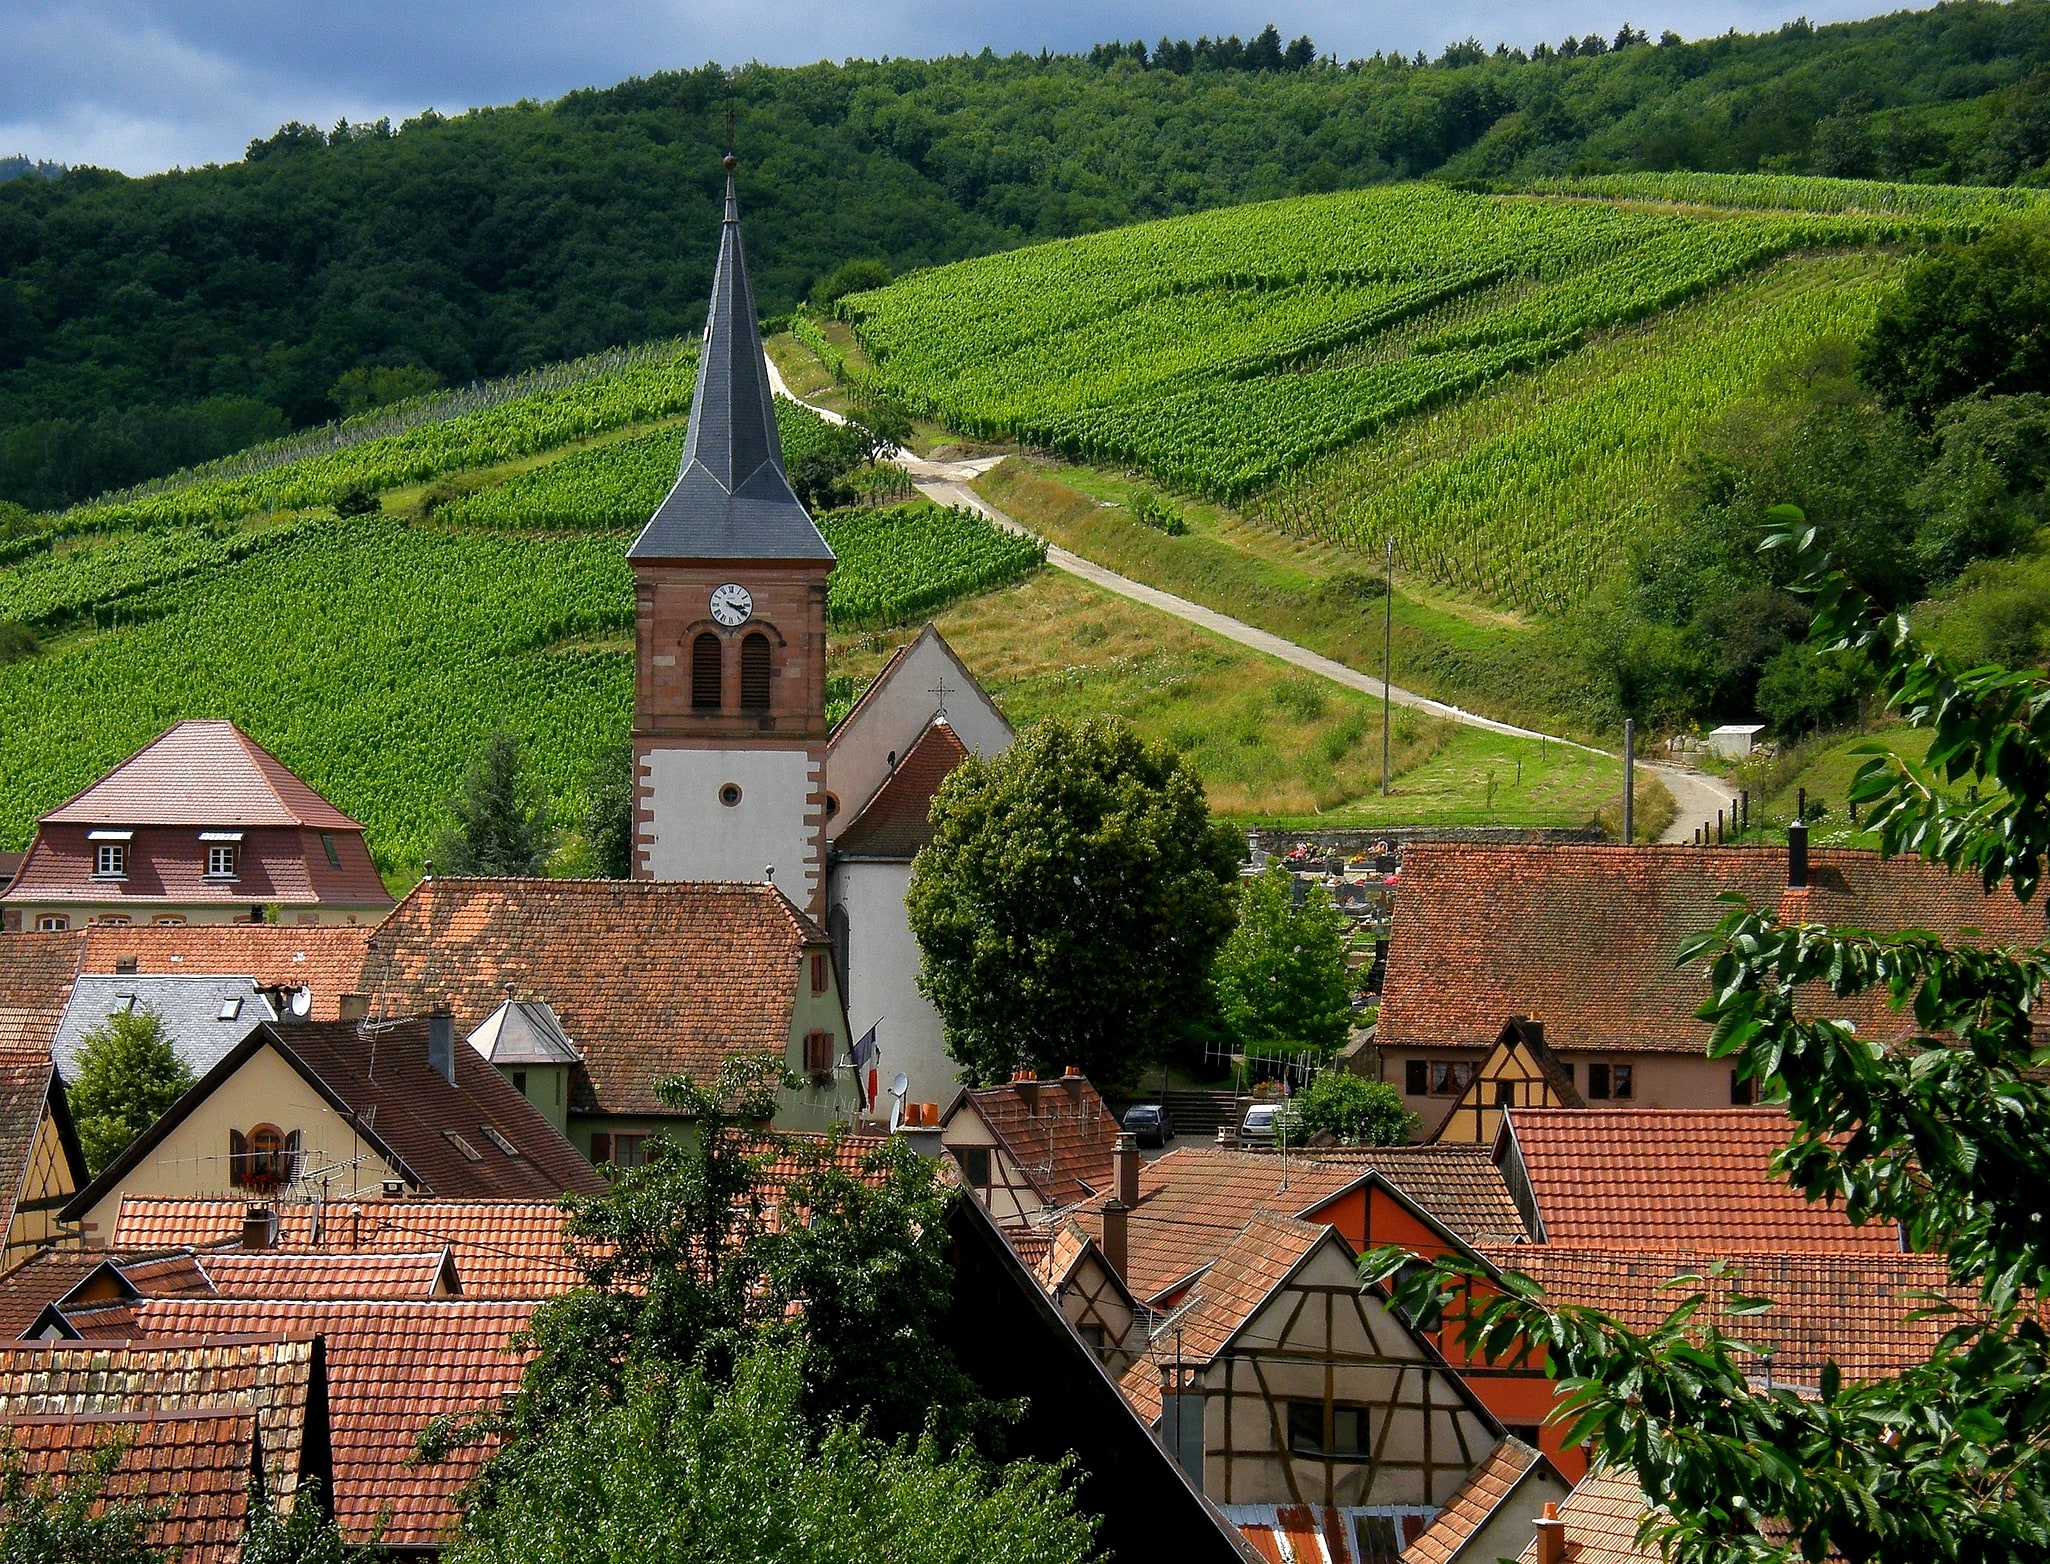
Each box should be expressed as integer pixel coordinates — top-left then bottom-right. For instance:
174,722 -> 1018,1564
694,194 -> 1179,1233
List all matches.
0,1431 -> 164,1564
447,1347 -> 1096,1564
1859,221 -> 2050,427
810,259 -> 893,310
241,1480 -> 379,1564
907,717 -> 1242,1090
1372,525 -> 2050,1564
67,1005 -> 192,1174
328,364 -> 444,416
1291,1073 -> 1414,1145
580,737 -> 637,880
433,729 -> 554,876
1212,864 -> 1354,1052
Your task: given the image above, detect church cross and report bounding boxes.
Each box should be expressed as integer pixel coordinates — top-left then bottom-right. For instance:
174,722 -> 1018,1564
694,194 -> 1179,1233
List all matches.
928,676 -> 955,719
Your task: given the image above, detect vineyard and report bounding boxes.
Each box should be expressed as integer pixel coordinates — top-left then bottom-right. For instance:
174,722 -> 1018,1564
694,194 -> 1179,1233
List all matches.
821,504 -> 1045,628
834,180 -> 1997,505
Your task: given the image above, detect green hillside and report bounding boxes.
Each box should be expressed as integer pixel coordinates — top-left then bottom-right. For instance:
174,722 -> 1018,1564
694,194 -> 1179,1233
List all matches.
11,1 -> 2050,511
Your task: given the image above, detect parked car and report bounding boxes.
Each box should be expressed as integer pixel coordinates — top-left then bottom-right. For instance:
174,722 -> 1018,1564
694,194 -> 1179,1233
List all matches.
1238,1103 -> 1283,1148
1122,1103 -> 1175,1147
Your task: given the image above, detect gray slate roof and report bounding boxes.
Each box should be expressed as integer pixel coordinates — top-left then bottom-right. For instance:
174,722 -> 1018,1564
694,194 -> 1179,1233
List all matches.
466,997 -> 581,1067
628,174 -> 834,564
52,975 -> 274,1082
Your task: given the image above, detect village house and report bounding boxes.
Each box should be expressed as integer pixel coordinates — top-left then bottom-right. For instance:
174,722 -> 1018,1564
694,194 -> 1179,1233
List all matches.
1011,1214 -> 1146,1376
1373,841 -> 2047,1137
358,875 -> 856,1156
0,1049 -> 86,1266
0,721 -> 393,933
62,1014 -> 605,1244
940,1068 -> 1120,1224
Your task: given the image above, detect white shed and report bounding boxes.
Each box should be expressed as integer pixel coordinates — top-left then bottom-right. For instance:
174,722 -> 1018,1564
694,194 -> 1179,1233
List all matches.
1706,724 -> 1767,758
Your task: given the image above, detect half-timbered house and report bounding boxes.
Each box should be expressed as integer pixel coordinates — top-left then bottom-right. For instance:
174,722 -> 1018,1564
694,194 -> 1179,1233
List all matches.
1012,1216 -> 1146,1376
940,1069 -> 1117,1225
1429,1018 -> 1583,1146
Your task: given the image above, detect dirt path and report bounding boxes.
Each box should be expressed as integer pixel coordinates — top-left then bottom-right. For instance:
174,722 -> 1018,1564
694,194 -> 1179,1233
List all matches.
763,354 -> 1719,823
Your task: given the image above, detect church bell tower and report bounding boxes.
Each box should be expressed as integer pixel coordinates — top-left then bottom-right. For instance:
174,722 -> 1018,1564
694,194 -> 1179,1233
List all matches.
629,157 -> 833,912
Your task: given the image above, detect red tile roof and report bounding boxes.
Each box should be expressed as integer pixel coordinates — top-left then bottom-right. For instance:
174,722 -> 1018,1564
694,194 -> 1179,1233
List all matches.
1476,1247 -> 1971,1384
0,931 -> 84,1052
1403,1437 -> 1558,1564
77,925 -> 375,1020
1513,1466 -> 1659,1564
1504,1108 -> 1901,1254
1380,844 -> 2048,1055
362,878 -> 830,1117
109,1198 -> 586,1299
39,721 -> 364,830
0,853 -> 22,891
1233,1503 -> 1432,1563
5,824 -> 391,910
71,1297 -> 531,1549
1289,1145 -> 1530,1246
0,1337 -> 320,1514
0,1250 -> 122,1340
197,1249 -> 458,1299
832,717 -> 968,860
4,1411 -> 260,1561
950,1074 -> 1119,1210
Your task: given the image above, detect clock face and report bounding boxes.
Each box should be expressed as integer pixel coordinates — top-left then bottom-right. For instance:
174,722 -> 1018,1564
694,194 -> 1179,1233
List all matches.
709,583 -> 753,627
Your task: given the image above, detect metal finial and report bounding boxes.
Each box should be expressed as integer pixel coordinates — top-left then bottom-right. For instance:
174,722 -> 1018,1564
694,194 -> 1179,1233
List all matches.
722,152 -> 736,171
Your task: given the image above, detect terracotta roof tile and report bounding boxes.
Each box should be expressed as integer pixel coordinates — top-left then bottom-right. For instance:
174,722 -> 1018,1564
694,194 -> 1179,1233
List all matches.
0,931 -> 84,1052
1073,1147 -> 1520,1304
6,824 -> 391,911
77,1297 -> 532,1549
955,1075 -> 1120,1210
105,1252 -> 216,1299
199,1251 -> 457,1300
1381,845 -> 2048,1056
832,718 -> 968,860
73,926 -> 374,1020
1506,1108 -> 1901,1253
4,1411 -> 259,1561
108,1198 -> 585,1299
0,1337 -> 318,1512
1477,1247 -> 1971,1384
362,878 -> 828,1118
0,1250 -> 121,1340
1513,1466 -> 1660,1564
39,721 -> 364,830
261,1018 -> 606,1202
1403,1437 -> 1552,1564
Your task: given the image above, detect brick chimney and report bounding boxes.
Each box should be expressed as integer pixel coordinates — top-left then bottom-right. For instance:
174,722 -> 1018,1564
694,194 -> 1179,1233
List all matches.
1101,1131 -> 1140,1284
1061,1064 -> 1084,1106
1012,1069 -> 1040,1115
1114,1129 -> 1140,1206
428,1013 -> 456,1086
1788,817 -> 1810,891
1533,1501 -> 1565,1564
241,1205 -> 276,1251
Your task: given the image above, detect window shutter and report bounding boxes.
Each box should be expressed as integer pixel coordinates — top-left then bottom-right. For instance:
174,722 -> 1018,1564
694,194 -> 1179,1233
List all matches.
229,1129 -> 250,1188
1404,1060 -> 1427,1096
740,633 -> 772,711
691,634 -> 723,710
282,1129 -> 304,1184
590,1132 -> 613,1165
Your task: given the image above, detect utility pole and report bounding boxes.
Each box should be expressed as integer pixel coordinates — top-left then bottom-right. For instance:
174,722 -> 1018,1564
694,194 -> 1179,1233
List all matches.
1382,535 -> 1394,797
1622,718 -> 1636,845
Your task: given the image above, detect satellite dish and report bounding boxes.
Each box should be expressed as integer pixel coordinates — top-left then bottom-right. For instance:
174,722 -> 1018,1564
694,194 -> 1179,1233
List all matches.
288,987 -> 311,1019
890,1072 -> 909,1100
889,1096 -> 904,1133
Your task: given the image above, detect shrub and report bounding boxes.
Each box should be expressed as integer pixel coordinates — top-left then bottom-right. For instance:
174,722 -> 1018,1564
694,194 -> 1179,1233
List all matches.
1292,1073 -> 1416,1145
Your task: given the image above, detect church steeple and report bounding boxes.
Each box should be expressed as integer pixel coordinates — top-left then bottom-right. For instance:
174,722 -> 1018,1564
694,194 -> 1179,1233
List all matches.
629,157 -> 833,563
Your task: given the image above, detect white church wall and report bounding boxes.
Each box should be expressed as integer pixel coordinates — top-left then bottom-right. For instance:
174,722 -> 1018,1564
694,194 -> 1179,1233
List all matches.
829,858 -> 959,1110
825,631 -> 1011,842
641,746 -> 821,907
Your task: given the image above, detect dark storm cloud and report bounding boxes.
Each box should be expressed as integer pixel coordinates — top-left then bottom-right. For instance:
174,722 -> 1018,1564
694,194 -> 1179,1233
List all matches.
2,0 -> 1897,175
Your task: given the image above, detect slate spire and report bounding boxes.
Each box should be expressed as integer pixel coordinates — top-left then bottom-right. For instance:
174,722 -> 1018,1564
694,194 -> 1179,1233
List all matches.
629,157 -> 833,563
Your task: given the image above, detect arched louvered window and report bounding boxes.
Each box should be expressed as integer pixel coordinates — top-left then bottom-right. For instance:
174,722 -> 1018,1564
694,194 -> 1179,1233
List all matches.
691,633 -> 723,711
740,633 -> 772,711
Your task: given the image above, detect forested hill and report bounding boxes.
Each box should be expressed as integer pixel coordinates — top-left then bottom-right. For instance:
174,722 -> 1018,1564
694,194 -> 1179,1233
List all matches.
9,2 -> 2050,512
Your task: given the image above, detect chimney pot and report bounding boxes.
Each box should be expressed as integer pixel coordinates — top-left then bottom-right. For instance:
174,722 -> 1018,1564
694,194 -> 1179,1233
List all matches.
1113,1131 -> 1140,1207
428,1012 -> 456,1085
1063,1066 -> 1080,1078
241,1205 -> 276,1251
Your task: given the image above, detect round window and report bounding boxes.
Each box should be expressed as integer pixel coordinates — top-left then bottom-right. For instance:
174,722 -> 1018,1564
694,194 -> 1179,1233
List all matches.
719,783 -> 743,807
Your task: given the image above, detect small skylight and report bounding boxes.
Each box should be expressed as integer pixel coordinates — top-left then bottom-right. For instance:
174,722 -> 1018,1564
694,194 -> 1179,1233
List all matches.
479,1124 -> 521,1158
442,1130 -> 483,1163
217,997 -> 243,1022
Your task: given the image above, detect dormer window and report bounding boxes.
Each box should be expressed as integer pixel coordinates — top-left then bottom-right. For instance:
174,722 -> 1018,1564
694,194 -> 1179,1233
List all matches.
94,843 -> 125,878
207,844 -> 236,878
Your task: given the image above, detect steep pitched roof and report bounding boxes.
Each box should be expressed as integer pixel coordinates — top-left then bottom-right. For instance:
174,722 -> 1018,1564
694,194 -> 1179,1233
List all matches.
832,717 -> 969,860
1292,1145 -> 1531,1247
62,1298 -> 531,1549
1476,1247 -> 1971,1384
108,1198 -> 585,1299
3,1411 -> 262,1562
37,720 -> 365,829
1380,844 -> 2047,1055
65,1019 -> 606,1221
1403,1437 -> 1561,1564
0,1050 -> 82,1240
630,173 -> 831,563
76,925 -> 376,1020
0,1337 -> 323,1513
1502,1108 -> 1900,1253
0,930 -> 85,1052
947,1074 -> 1119,1210
362,877 -> 828,1117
